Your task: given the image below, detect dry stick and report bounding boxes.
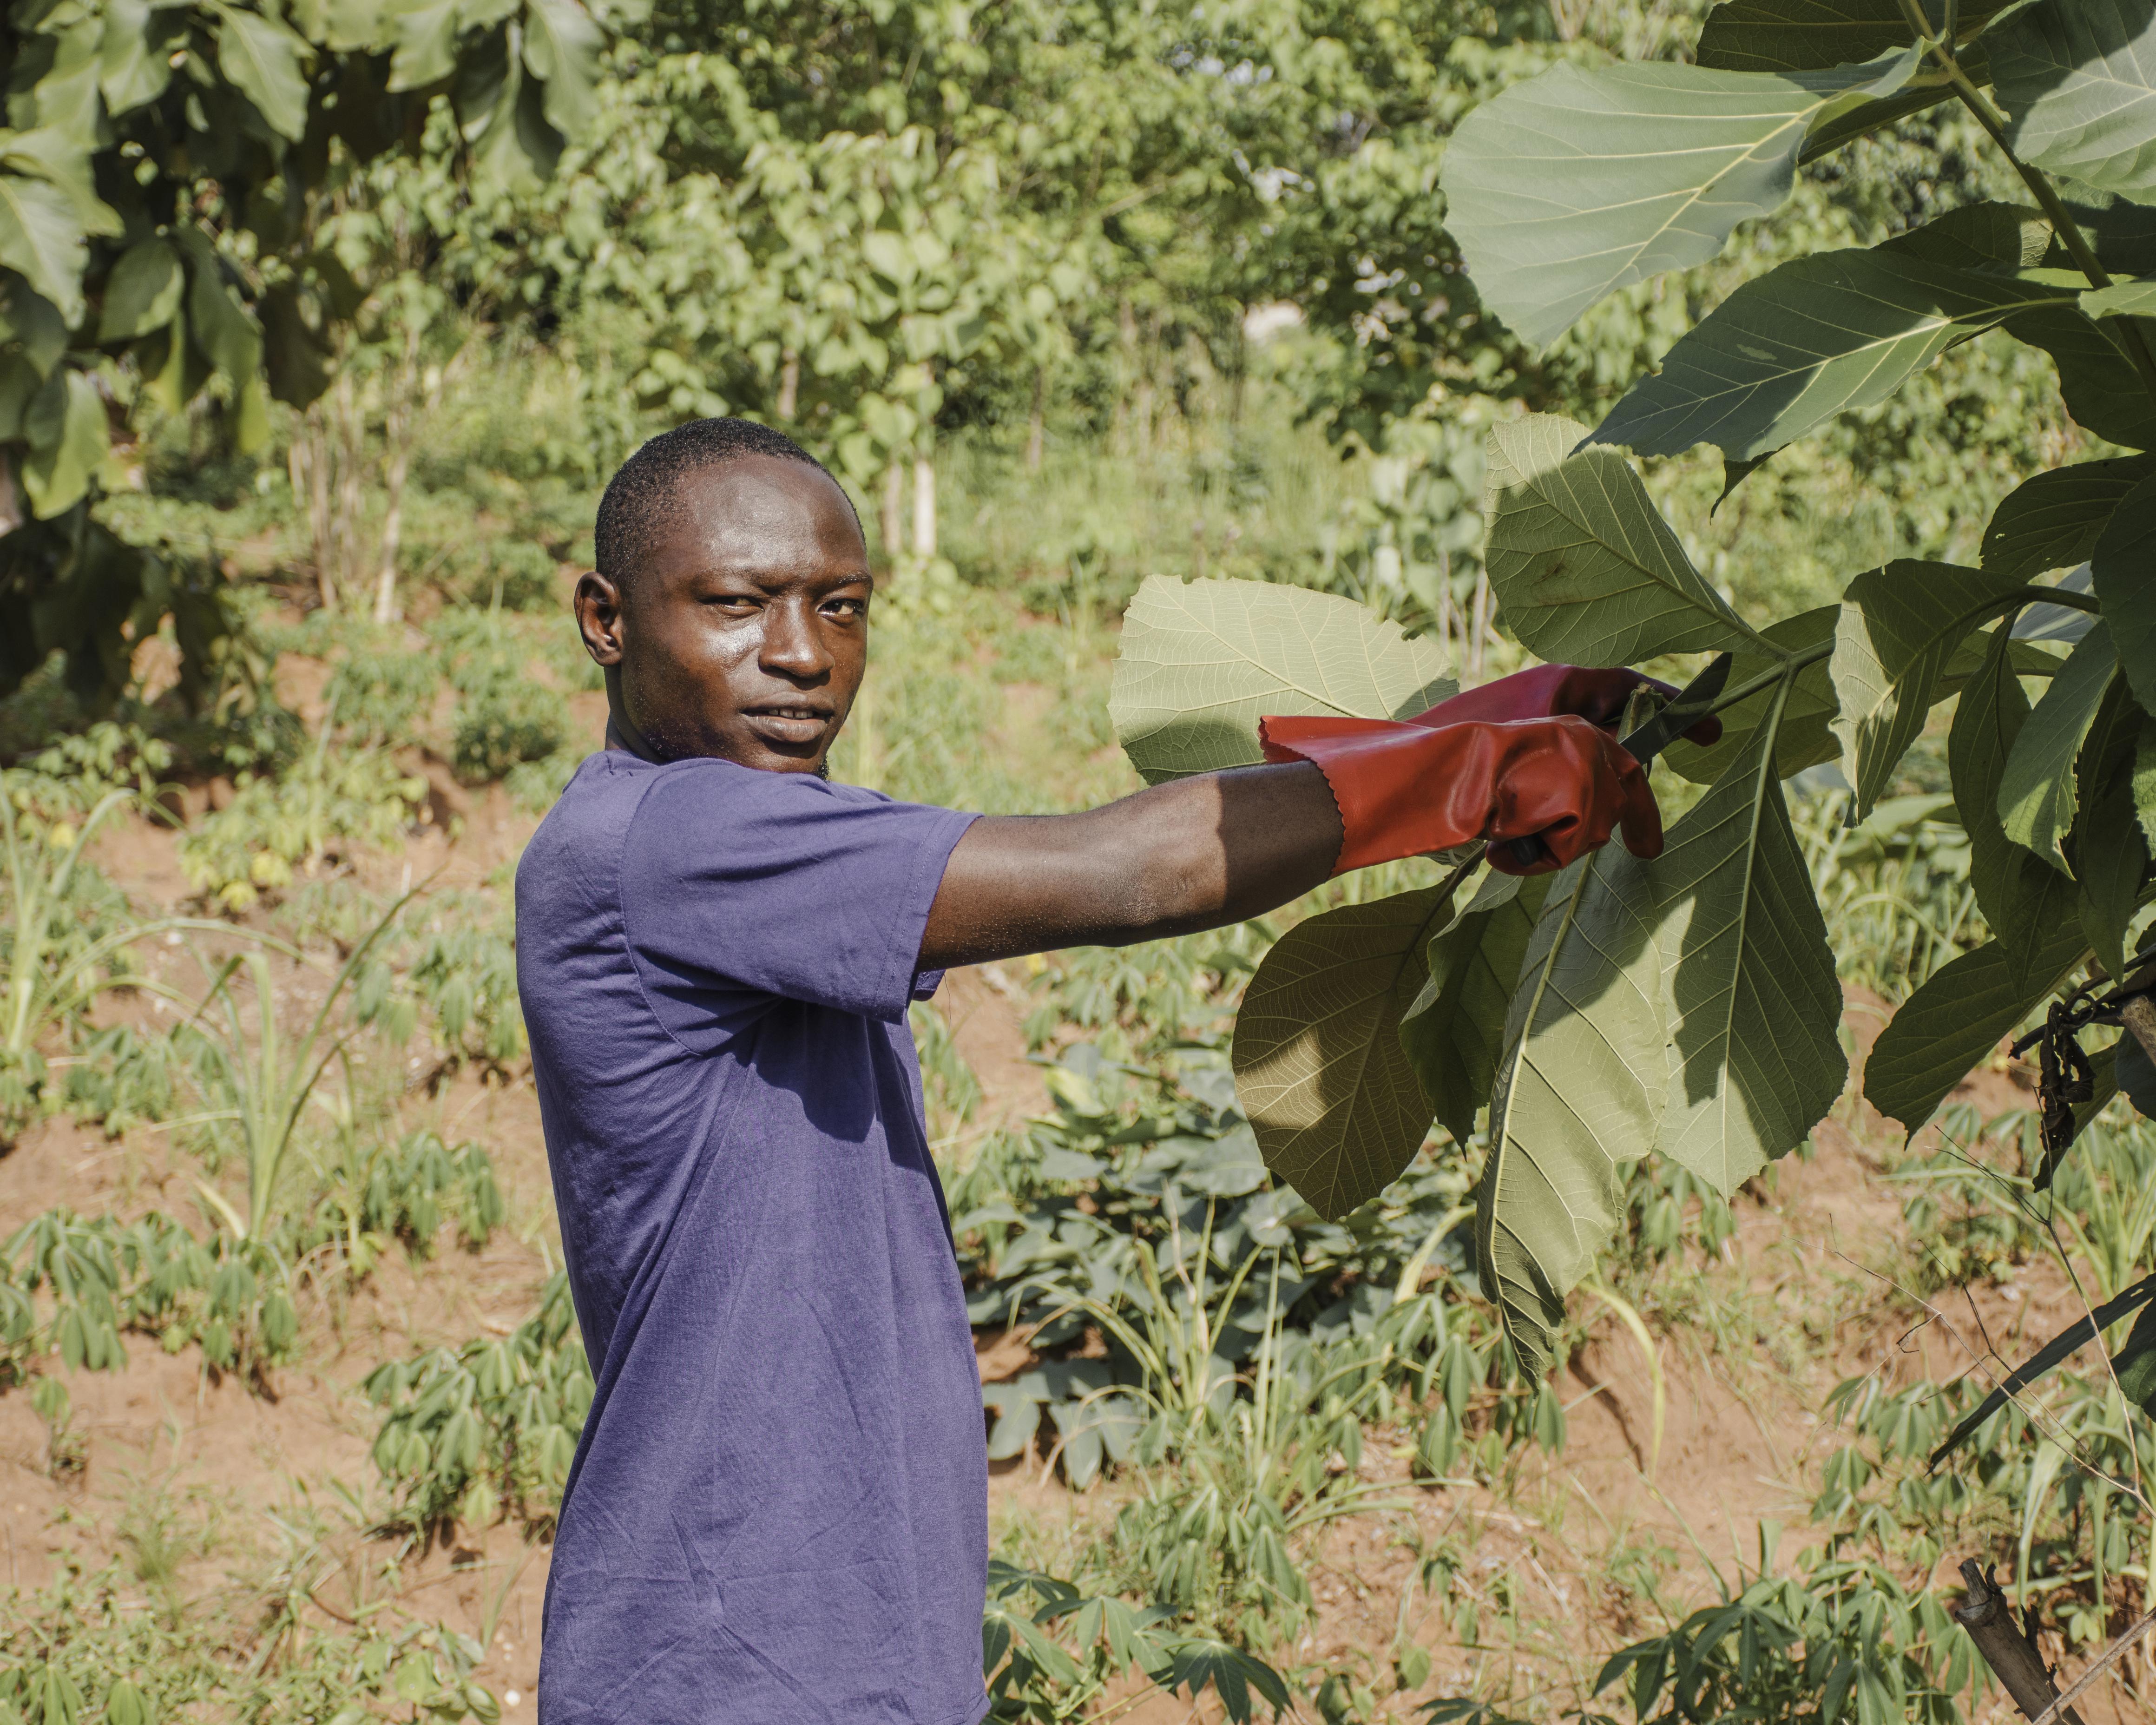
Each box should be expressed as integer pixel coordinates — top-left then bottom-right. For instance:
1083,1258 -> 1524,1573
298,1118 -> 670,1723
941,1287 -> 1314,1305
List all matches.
1953,1561 -> 2089,1725
2030,1602 -> 2156,1725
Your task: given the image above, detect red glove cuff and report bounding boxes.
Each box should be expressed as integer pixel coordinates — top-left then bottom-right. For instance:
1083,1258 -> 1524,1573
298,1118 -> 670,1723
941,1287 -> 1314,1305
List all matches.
1260,714 -> 1663,876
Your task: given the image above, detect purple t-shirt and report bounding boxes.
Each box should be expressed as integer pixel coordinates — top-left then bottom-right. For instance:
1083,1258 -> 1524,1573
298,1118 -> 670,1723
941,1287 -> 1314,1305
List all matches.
515,749 -> 987,1725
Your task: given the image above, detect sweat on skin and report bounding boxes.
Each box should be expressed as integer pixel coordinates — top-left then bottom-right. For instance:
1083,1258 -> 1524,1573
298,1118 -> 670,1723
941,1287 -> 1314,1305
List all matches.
514,419 -> 1669,1723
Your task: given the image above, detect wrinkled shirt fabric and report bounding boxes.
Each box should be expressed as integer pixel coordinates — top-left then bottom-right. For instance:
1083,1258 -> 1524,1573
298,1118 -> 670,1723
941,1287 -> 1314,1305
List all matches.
516,750 -> 986,1725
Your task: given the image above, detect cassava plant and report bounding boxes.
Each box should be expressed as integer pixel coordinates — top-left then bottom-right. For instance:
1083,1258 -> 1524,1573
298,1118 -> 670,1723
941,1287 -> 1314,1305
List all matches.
1109,0 -> 2156,1384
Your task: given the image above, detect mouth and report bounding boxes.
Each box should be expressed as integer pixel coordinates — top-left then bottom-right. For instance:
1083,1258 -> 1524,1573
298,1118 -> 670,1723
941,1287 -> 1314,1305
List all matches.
741,703 -> 835,747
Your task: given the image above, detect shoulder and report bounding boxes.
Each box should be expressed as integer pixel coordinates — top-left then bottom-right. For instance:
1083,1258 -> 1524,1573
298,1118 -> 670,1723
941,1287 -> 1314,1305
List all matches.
516,753 -> 660,907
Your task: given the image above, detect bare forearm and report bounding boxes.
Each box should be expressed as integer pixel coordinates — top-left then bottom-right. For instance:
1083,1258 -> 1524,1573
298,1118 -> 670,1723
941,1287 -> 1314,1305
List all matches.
918,763 -> 1342,969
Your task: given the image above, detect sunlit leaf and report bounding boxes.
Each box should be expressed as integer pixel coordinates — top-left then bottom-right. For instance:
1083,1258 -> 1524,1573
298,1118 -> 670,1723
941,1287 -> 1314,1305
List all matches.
1232,886 -> 1451,1219
1110,575 -> 1454,785
523,0 -> 604,138
1440,49 -> 1920,346
214,5 -> 314,141
1483,414 -> 1762,666
0,172 -> 86,326
1994,0 -> 2156,202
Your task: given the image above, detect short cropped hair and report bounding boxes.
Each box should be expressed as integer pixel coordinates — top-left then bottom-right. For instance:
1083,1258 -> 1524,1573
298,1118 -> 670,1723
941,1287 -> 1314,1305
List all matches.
592,418 -> 857,591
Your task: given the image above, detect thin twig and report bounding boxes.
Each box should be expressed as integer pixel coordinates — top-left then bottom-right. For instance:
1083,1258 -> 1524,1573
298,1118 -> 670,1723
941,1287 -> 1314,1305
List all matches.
2029,1602 -> 2156,1725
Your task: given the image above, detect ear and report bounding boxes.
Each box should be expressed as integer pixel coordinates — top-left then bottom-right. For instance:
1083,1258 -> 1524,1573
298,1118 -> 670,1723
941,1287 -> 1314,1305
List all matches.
575,572 -> 624,667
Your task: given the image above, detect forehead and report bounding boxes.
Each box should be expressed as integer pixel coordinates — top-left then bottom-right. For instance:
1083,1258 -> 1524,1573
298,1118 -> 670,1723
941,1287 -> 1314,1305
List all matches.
644,454 -> 868,583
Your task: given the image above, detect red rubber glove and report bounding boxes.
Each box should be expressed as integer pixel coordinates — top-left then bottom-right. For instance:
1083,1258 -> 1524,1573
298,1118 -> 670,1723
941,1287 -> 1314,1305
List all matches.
1407,664 -> 1723,746
1259,714 -> 1663,877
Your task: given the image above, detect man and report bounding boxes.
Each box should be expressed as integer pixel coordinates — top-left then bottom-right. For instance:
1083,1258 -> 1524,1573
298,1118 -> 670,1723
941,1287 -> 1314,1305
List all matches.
517,417 -> 1693,1724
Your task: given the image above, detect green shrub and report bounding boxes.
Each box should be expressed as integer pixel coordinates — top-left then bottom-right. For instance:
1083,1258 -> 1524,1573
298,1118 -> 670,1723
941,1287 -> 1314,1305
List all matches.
178,747 -> 427,910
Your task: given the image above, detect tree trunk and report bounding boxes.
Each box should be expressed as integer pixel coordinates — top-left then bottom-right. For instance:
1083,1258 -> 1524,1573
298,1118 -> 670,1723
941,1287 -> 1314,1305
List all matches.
912,451 -> 936,560
1469,568 -> 1491,679
777,349 -> 799,421
296,402 -> 338,612
331,371 -> 367,606
1952,1561 -> 2088,1725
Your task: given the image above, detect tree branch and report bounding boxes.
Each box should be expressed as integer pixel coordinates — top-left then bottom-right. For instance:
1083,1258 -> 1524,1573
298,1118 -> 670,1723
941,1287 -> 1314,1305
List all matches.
1951,1560 -> 2089,1725
2030,1600 -> 2156,1725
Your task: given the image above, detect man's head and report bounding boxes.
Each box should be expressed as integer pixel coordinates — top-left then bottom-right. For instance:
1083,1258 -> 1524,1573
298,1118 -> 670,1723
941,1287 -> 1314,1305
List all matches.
576,418 -> 871,775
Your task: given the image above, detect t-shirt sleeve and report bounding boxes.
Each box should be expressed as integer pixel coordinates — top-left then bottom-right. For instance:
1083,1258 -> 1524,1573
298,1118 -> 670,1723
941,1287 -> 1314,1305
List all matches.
619,758 -> 978,1027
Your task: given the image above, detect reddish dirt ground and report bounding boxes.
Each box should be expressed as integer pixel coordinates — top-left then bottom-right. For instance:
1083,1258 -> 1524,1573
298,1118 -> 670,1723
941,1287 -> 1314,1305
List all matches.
1,765 -> 2143,1722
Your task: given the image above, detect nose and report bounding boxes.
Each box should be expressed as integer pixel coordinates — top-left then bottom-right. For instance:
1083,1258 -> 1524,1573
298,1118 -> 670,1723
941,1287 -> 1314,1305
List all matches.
760,596 -> 834,684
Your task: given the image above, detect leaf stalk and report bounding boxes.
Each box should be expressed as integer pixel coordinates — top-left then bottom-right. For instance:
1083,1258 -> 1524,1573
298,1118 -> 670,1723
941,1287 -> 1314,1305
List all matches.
1893,0 -> 2156,400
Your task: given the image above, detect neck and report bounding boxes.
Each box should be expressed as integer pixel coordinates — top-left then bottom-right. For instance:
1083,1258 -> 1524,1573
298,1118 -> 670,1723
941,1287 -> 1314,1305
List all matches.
604,673 -> 665,764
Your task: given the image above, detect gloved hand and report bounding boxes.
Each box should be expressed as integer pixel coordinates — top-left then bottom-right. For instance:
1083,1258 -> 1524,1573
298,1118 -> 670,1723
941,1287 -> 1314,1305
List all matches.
1258,714 -> 1662,877
1408,664 -> 1723,745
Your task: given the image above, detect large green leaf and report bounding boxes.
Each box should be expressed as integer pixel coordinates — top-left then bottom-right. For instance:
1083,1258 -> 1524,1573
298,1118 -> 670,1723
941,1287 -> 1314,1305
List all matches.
1590,250 -> 2077,463
2005,305 -> 2156,447
523,0 -> 604,139
1951,624 -> 2083,986
1400,872 -> 1554,1144
2075,678 -> 2153,976
1482,414 -> 1762,666
96,238 -> 184,342
1983,453 -> 2156,579
20,368 -> 107,517
1477,847 -> 1668,1375
0,172 -> 86,326
1864,921 -> 2090,1132
1829,560 -> 2026,820
1232,887 -> 1451,1219
2090,471 -> 2156,714
387,0 -> 461,90
1652,686 -> 1847,1193
1696,0 -> 2008,71
1110,576 -> 1454,784
214,5 -> 313,142
1999,623 -> 2119,871
1993,0 -> 2156,203
1439,49 -> 1919,347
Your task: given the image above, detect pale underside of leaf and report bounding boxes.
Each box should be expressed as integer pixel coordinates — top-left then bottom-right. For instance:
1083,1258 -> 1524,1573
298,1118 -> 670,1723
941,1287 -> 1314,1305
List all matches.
1233,886 -> 1453,1220
1483,415 -> 1760,666
1665,606 -> 1840,783
1477,847 -> 1668,1376
1440,51 -> 1919,348
1994,0 -> 2156,203
1650,691 -> 1848,1192
1111,576 -> 1455,784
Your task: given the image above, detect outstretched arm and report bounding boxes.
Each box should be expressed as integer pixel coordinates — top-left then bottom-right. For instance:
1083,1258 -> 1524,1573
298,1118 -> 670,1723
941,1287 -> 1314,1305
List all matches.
919,763 -> 1342,970
917,664 -> 1709,972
